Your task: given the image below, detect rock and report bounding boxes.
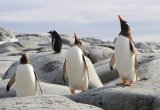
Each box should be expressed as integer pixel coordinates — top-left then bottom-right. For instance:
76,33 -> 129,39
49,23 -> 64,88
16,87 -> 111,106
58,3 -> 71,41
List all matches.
61,36 -> 74,45
0,27 -> 16,42
4,51 -> 67,85
136,42 -> 158,52
85,56 -> 103,89
4,48 -> 103,90
16,33 -> 51,45
101,41 -> 115,49
81,37 -> 104,44
0,79 -> 16,98
18,40 -> 39,49
0,42 -> 23,54
0,55 -> 20,80
84,45 -> 114,63
0,79 -> 71,98
94,59 -> 119,84
0,94 -> 102,110
68,53 -> 160,110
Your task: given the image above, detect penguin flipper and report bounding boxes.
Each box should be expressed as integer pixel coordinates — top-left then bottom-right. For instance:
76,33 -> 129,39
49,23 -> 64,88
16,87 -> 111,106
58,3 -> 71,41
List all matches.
63,60 -> 67,82
134,56 -> 139,80
110,53 -> 116,70
129,40 -> 135,54
34,71 -> 43,93
6,74 -> 16,91
82,55 -> 89,80
114,38 -> 117,43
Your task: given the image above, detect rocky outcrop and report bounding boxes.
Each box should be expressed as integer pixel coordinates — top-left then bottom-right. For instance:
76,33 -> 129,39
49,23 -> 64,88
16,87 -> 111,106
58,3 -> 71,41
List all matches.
68,53 -> 160,110
0,95 -> 102,110
1,27 -> 160,110
0,79 -> 71,98
4,49 -> 103,89
83,45 -> 114,63
0,27 -> 16,42
94,59 -> 119,84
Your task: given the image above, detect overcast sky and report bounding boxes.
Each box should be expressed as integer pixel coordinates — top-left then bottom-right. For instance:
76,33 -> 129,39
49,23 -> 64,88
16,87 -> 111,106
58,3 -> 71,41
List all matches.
0,0 -> 160,42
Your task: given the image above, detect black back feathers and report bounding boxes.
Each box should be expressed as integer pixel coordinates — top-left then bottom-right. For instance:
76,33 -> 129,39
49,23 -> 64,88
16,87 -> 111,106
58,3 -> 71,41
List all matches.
48,30 -> 62,53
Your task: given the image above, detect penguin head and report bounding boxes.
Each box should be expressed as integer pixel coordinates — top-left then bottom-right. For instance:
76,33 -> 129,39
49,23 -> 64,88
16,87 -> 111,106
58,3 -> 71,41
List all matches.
47,30 -> 54,38
48,30 -> 61,39
48,30 -> 53,34
118,15 -> 130,34
20,53 -> 29,64
73,33 -> 82,48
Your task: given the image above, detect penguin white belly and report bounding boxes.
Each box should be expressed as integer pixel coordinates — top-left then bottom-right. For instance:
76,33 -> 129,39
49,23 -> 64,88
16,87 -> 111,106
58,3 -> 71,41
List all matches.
15,64 -> 37,97
66,46 -> 88,90
115,35 -> 135,82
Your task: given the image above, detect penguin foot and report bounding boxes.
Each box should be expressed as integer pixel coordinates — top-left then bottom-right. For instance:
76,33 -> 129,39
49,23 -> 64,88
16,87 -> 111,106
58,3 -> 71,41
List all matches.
70,90 -> 75,94
139,77 -> 149,82
116,80 -> 126,86
126,81 -> 134,87
136,76 -> 141,81
125,83 -> 133,87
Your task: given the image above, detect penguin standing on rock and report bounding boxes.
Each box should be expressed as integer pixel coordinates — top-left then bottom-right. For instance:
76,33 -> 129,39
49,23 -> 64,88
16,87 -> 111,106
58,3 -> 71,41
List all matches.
6,53 -> 42,97
110,15 -> 139,86
63,33 -> 89,94
48,30 -> 62,53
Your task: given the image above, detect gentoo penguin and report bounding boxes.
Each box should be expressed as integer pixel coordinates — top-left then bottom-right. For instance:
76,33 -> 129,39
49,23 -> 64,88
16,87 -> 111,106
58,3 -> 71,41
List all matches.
48,30 -> 62,53
63,33 -> 89,94
6,53 -> 42,97
110,15 -> 139,86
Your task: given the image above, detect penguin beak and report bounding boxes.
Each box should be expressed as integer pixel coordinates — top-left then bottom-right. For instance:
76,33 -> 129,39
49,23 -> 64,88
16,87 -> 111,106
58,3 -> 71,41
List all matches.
73,33 -> 79,45
118,15 -> 124,21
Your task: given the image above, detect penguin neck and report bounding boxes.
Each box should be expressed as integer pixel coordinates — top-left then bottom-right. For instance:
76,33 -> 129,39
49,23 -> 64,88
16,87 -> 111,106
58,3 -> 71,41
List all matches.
119,31 -> 133,41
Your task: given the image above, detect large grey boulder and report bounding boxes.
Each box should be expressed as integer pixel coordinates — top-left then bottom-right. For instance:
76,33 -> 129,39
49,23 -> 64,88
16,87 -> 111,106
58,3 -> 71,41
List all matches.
4,47 -> 103,90
81,37 -> 104,44
61,35 -> 74,45
0,27 -> 16,42
0,42 -> 23,54
83,45 -> 113,63
94,59 -> 119,84
85,57 -> 103,89
136,42 -> 160,53
0,95 -> 102,110
4,51 -> 67,85
68,53 -> 160,110
16,34 -> 51,45
0,55 -> 20,80
0,79 -> 71,98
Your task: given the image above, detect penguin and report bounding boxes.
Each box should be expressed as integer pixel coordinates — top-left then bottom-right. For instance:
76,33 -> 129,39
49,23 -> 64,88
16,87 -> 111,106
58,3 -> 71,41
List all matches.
6,53 -> 42,97
110,15 -> 139,86
63,33 -> 89,94
48,30 -> 62,53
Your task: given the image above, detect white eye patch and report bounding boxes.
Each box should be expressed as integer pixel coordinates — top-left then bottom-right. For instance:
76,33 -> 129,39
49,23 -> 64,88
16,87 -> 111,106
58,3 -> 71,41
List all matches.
126,22 -> 130,26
